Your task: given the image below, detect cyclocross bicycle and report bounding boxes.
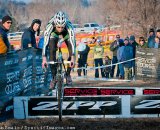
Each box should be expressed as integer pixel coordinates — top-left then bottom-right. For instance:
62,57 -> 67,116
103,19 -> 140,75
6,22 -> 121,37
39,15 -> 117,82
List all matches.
47,47 -> 70,121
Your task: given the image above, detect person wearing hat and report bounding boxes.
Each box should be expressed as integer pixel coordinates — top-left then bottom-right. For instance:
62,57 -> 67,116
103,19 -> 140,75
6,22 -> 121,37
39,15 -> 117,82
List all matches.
129,35 -> 138,78
148,28 -> 155,48
77,38 -> 90,76
122,38 -> 133,80
110,34 -> 122,78
0,15 -> 12,54
93,39 -> 105,78
21,19 -> 41,49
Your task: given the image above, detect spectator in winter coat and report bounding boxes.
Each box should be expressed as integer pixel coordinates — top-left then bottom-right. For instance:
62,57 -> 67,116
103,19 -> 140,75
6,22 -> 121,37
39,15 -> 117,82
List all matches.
148,28 -> 155,48
138,37 -> 148,48
0,15 -> 12,54
117,40 -> 125,79
93,39 -> 105,78
122,38 -> 133,80
154,36 -> 160,48
22,19 -> 41,49
129,35 -> 138,78
156,29 -> 160,39
110,34 -> 122,78
77,39 -> 90,76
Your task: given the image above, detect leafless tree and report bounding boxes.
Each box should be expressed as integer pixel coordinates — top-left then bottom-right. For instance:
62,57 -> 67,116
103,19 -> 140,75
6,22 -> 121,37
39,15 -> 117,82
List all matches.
6,0 -> 160,37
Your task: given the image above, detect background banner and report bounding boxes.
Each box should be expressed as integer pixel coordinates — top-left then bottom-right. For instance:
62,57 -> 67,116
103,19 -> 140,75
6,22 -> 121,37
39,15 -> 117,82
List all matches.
0,48 -> 51,111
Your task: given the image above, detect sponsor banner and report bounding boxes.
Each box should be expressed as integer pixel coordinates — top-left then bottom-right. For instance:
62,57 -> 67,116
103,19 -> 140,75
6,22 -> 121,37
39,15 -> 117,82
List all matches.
0,52 -> 22,109
28,97 -> 121,116
0,48 -> 52,110
143,89 -> 160,95
0,52 -> 19,98
32,49 -> 51,95
0,49 -> 34,111
131,96 -> 160,114
18,49 -> 34,96
136,48 -> 160,80
64,88 -> 135,96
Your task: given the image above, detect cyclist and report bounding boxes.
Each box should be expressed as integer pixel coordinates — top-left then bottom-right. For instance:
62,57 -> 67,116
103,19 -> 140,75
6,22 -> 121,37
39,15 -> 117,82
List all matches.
42,11 -> 76,90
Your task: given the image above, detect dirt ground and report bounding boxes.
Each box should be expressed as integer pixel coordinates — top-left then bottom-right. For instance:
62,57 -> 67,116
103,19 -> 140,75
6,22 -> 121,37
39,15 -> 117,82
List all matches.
73,77 -> 160,87
0,117 -> 160,130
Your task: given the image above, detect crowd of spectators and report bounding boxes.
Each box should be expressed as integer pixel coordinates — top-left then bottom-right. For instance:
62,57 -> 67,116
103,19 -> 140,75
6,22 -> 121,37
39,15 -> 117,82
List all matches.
1,15 -> 160,80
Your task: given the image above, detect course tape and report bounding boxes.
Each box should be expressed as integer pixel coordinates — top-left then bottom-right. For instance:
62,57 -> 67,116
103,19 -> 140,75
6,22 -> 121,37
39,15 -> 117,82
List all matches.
74,57 -> 137,71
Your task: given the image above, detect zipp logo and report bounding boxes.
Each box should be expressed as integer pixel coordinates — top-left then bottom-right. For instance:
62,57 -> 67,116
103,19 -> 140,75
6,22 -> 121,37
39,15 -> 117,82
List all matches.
135,100 -> 160,109
32,101 -> 117,111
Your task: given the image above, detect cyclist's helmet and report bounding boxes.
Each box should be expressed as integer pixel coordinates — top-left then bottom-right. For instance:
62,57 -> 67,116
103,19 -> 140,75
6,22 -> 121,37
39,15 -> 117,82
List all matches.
54,11 -> 67,27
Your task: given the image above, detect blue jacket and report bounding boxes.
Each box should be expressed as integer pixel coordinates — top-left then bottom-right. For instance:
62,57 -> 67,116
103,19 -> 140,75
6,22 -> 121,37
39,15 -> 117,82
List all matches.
148,34 -> 155,48
21,27 -> 37,49
122,44 -> 133,68
117,46 -> 125,62
0,25 -> 10,49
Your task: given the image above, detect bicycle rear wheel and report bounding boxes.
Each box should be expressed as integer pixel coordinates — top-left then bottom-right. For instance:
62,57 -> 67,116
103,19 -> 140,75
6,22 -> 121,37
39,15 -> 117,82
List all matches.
57,74 -> 63,121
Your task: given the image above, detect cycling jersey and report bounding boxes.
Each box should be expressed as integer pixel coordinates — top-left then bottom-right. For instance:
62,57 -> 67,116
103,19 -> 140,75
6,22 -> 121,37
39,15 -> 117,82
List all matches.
42,16 -> 76,57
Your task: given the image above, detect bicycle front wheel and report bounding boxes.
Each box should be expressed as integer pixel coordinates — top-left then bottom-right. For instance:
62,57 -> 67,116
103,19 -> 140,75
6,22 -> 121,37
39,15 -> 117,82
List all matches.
57,74 -> 63,121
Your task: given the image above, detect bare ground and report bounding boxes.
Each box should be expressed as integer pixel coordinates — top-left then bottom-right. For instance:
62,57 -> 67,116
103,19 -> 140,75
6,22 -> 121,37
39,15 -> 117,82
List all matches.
0,117 -> 160,130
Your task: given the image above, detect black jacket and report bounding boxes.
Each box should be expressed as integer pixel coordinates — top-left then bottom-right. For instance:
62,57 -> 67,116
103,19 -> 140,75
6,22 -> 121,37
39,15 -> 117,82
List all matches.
0,24 -> 10,49
78,45 -> 90,63
21,27 -> 37,49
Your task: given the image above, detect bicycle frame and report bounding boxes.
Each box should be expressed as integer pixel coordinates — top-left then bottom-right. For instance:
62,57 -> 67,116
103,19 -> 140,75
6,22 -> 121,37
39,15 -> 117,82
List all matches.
47,41 -> 69,121
55,47 -> 67,121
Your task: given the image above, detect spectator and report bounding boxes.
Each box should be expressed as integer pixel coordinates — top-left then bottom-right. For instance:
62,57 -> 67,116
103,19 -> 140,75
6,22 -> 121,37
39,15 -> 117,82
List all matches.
0,15 -> 12,54
156,29 -> 160,39
37,36 -> 44,49
154,36 -> 160,48
148,28 -> 155,48
122,38 -> 133,80
22,19 -> 41,49
93,39 -> 105,78
138,37 -> 148,48
117,40 -> 125,79
103,55 -> 112,78
110,34 -> 121,78
129,35 -> 138,78
77,39 -> 90,76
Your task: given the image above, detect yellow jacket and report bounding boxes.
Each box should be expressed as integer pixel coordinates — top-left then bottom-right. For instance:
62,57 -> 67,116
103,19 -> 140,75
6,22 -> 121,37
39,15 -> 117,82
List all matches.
93,45 -> 104,59
0,34 -> 7,54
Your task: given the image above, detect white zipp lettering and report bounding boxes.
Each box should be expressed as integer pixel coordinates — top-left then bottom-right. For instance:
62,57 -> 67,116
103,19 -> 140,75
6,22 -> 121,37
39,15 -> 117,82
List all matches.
135,100 -> 160,109
31,101 -> 117,111
67,101 -> 95,110
32,102 -> 58,110
101,101 -> 117,106
32,102 -> 71,110
89,101 -> 117,110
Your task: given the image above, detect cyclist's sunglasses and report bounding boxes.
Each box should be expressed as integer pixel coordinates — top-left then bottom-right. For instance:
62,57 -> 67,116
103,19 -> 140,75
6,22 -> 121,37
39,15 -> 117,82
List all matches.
56,26 -> 64,29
